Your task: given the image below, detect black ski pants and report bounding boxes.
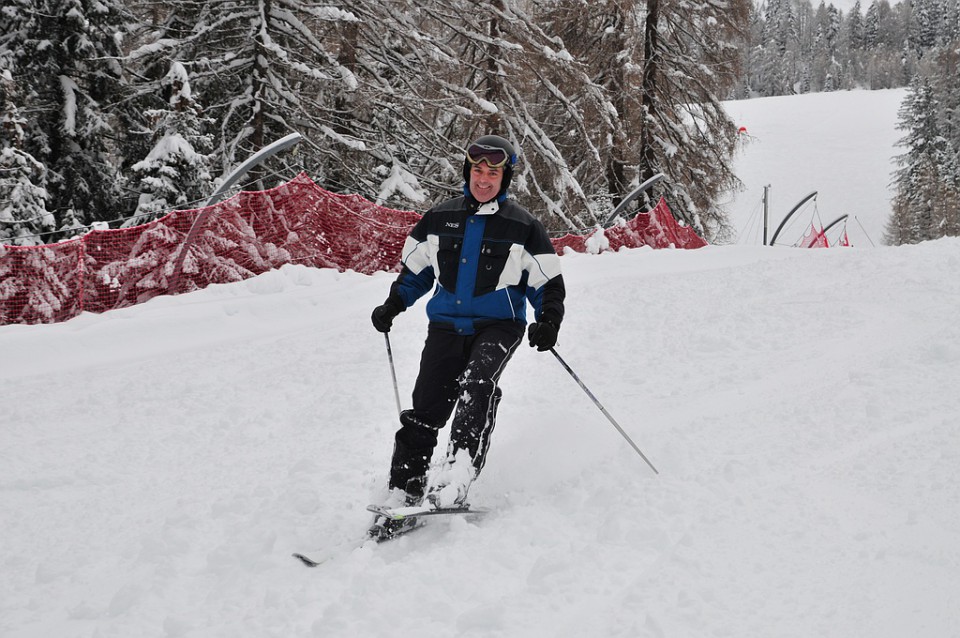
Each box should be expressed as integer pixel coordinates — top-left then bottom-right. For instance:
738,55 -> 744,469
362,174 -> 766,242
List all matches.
389,320 -> 524,497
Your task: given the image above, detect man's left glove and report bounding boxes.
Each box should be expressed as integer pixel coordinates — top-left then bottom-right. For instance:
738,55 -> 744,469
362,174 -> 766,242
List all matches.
527,314 -> 561,352
371,296 -> 404,333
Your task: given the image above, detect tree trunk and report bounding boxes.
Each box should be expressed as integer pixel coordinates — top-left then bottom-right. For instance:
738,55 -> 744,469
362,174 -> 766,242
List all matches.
605,6 -> 628,208
329,20 -> 359,192
485,0 -> 504,132
249,0 -> 271,189
639,0 -> 661,186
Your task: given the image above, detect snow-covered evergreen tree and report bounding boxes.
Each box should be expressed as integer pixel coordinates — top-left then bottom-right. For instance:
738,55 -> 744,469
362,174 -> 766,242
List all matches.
753,0 -> 796,95
848,1 -> 866,50
928,44 -> 960,238
910,0 -> 943,52
127,61 -> 213,226
949,0 -> 960,42
3,0 -> 136,233
7,0 -> 953,249
864,0 -> 883,47
0,66 -> 54,245
730,0 -> 946,98
887,70 -> 960,244
739,2 -> 766,97
160,1 -> 359,190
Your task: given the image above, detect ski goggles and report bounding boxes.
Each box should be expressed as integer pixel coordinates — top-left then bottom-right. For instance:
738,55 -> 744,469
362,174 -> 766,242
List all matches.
466,143 -> 512,168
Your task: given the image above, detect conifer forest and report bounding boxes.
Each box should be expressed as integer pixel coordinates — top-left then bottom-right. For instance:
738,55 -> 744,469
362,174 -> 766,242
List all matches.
1,0 -> 958,246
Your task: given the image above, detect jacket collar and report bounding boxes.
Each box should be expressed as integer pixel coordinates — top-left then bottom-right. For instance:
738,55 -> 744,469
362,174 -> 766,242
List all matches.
463,192 -> 502,215
477,200 -> 500,215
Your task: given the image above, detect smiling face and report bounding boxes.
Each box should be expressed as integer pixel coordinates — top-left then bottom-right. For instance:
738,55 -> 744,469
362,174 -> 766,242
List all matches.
468,162 -> 505,203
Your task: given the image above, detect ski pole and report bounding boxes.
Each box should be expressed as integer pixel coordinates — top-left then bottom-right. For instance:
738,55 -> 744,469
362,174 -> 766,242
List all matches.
549,348 -> 659,475
384,333 -> 402,417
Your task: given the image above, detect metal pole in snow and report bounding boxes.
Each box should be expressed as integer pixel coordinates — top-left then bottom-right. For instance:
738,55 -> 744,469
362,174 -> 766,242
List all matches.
763,184 -> 770,246
384,333 -> 402,417
168,133 -> 303,294
205,132 -> 304,207
601,173 -> 666,228
549,348 -> 659,475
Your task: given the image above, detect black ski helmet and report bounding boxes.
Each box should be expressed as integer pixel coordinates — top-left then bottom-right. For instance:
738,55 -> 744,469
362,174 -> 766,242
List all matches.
462,134 -> 518,199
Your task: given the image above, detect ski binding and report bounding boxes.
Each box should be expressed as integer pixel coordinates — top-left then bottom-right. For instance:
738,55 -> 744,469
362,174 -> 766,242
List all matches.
293,503 -> 487,567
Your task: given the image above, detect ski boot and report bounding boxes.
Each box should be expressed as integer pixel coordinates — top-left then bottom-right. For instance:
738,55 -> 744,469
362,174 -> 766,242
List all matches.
367,487 -> 422,541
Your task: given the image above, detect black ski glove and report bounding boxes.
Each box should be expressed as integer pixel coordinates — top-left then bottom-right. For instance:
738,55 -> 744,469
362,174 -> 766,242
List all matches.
371,297 -> 404,333
527,315 -> 560,352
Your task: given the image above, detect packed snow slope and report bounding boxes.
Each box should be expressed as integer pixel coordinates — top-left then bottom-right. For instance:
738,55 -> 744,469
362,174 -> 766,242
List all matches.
724,88 -> 906,248
3,236 -> 960,637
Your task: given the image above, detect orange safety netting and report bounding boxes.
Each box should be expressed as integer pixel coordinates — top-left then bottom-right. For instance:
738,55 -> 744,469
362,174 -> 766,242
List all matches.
1,173 -> 705,325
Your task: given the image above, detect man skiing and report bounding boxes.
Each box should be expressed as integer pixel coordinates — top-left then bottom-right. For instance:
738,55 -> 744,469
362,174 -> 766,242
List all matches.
370,134 -> 566,519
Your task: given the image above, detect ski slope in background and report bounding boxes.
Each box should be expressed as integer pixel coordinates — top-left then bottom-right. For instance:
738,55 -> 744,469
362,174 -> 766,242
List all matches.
3,89 -> 959,638
724,88 -> 906,248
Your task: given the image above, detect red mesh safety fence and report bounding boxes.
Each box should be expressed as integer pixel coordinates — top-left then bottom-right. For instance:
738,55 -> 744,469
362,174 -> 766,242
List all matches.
82,209 -> 197,312
799,222 -> 830,248
552,197 -> 708,253
0,174 -> 705,326
0,240 -> 85,324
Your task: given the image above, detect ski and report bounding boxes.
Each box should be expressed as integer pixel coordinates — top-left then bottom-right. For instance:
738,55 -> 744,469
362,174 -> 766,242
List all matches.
365,503 -> 485,520
292,551 -> 331,568
292,503 -> 487,567
292,534 -> 370,568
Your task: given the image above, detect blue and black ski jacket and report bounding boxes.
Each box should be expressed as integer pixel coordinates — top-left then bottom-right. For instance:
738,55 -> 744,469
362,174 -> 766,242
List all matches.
386,195 -> 565,335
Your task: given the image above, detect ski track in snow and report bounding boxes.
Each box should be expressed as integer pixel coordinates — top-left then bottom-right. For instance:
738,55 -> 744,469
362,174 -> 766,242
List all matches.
3,239 -> 960,638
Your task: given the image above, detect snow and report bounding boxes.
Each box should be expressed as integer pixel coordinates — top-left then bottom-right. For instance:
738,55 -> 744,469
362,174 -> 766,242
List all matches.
59,75 -> 79,137
724,88 -> 906,247
134,133 -> 204,168
376,162 -> 427,205
584,225 -> 610,254
3,89 -> 960,637
165,62 -> 191,101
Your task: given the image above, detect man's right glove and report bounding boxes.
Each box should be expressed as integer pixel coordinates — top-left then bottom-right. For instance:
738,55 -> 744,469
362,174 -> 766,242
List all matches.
371,297 -> 404,333
527,315 -> 560,352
